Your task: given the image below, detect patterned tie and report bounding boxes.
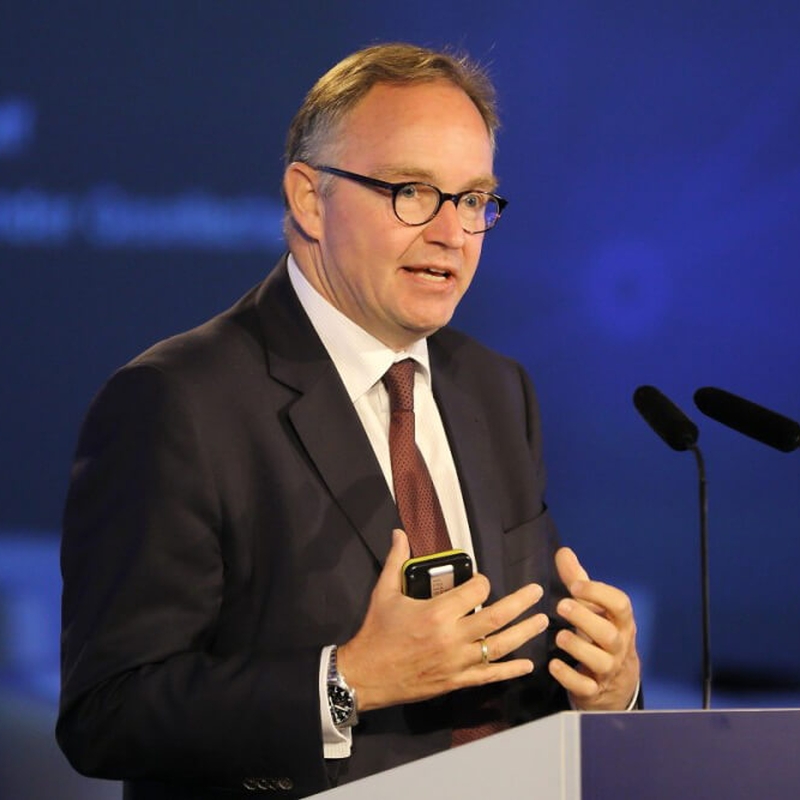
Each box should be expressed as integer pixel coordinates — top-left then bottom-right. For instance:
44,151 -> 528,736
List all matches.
450,687 -> 507,745
382,359 -> 451,556
383,360 -> 505,745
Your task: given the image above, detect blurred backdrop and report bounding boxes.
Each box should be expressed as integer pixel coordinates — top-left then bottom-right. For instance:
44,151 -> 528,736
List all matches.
1,1 -> 799,797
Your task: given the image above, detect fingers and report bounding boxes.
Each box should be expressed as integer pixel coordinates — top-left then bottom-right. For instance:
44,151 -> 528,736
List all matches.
555,546 -> 589,587
548,657 -> 600,696
450,608 -> 548,689
476,611 -> 549,668
556,547 -> 604,614
549,639 -> 640,710
459,655 -> 537,686
555,583 -> 635,666
569,579 -> 635,625
462,582 -> 543,641
445,583 -> 548,685
416,578 -> 546,670
437,571 -> 492,613
373,529 -> 411,597
554,622 -> 616,675
557,580 -> 635,666
549,549 -> 641,710
344,533 -> 555,710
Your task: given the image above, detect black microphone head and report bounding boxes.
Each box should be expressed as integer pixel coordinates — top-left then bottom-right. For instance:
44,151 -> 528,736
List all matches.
633,385 -> 699,452
694,387 -> 800,453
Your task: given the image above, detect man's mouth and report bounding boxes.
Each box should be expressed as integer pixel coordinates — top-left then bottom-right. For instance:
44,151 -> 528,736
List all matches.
402,265 -> 453,280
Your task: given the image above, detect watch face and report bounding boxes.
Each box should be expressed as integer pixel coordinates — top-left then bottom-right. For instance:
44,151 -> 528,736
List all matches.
328,684 -> 355,726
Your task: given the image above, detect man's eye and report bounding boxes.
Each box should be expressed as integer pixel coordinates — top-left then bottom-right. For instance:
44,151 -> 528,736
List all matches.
398,184 -> 420,199
461,193 -> 485,209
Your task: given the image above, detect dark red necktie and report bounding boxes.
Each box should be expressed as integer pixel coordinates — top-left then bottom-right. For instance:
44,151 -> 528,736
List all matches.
382,359 -> 451,556
383,359 -> 505,744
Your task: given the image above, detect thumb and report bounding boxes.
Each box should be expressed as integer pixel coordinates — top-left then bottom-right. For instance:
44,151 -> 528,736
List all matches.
373,529 -> 411,597
555,546 -> 590,591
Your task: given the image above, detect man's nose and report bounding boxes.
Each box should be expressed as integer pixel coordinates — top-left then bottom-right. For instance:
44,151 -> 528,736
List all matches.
424,197 -> 466,246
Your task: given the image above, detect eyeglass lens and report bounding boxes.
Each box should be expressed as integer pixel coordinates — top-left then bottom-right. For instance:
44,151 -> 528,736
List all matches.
394,185 -> 500,232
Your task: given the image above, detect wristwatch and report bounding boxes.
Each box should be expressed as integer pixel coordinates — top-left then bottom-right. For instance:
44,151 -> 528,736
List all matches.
327,645 -> 358,728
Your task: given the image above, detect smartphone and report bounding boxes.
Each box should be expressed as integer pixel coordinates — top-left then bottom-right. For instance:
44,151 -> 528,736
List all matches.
401,549 -> 473,599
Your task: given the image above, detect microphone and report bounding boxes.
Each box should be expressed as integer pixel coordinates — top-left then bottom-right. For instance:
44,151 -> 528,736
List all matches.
633,385 -> 699,451
694,387 -> 800,453
633,385 -> 712,709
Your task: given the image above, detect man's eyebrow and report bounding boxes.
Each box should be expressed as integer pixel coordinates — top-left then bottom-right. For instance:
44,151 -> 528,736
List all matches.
373,165 -> 499,192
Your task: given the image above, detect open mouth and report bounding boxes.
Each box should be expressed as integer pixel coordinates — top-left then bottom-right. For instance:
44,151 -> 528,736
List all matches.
403,266 -> 453,280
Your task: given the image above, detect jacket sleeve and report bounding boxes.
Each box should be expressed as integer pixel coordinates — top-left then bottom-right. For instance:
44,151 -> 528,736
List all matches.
57,363 -> 331,797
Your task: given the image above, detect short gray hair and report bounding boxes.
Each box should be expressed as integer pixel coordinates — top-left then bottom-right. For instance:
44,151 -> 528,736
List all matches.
284,42 -> 499,170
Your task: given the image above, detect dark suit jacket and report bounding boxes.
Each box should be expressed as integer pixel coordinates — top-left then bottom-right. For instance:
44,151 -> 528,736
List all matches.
57,256 -> 570,799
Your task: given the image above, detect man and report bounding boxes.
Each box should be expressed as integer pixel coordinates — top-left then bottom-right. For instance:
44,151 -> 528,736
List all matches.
58,43 -> 640,799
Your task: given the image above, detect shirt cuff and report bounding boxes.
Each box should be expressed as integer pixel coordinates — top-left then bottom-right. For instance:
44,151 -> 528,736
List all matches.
625,680 -> 641,711
319,645 -> 352,759
569,679 -> 641,711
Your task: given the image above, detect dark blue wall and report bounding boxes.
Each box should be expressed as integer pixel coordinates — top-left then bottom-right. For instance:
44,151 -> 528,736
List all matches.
2,1 -> 799,711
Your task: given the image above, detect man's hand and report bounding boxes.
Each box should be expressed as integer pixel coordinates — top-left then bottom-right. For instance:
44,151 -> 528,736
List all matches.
548,547 -> 640,710
337,530 -> 549,712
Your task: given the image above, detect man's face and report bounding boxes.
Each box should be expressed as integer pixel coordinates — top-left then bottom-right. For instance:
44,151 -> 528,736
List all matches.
307,81 -> 496,351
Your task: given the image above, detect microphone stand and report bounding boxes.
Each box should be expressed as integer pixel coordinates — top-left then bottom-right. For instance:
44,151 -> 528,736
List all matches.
690,443 -> 711,709
632,385 -> 712,708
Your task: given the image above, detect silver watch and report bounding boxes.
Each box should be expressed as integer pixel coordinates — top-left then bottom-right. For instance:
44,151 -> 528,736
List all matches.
327,645 -> 358,728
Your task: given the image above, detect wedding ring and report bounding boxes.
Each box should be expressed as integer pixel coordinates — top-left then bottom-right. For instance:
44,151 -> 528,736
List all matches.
479,637 -> 490,666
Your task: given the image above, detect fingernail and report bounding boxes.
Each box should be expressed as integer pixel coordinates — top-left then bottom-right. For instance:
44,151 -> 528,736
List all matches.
538,615 -> 549,633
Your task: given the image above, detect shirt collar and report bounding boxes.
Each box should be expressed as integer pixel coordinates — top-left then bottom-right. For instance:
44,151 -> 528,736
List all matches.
287,254 -> 431,402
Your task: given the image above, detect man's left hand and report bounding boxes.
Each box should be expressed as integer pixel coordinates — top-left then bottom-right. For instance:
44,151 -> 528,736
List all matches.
548,547 -> 640,710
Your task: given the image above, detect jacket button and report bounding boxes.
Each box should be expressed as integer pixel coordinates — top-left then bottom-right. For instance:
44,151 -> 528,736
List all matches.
242,776 -> 294,792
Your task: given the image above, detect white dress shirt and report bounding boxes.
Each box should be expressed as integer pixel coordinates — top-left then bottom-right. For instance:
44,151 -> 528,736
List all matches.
287,256 -> 476,758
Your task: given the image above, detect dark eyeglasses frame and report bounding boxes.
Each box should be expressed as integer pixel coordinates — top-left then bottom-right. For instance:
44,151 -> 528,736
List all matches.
312,164 -> 508,234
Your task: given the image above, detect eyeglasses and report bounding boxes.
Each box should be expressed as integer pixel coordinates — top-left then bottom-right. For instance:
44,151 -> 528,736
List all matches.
313,165 -> 508,234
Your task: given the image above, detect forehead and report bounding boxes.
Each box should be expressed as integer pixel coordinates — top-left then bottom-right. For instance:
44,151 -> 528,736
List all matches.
332,81 -> 494,183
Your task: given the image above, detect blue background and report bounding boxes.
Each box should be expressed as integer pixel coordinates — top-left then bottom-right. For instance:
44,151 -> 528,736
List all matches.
1,2 -> 799,796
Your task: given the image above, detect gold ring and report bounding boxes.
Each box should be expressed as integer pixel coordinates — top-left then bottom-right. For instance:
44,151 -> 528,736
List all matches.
479,637 -> 490,666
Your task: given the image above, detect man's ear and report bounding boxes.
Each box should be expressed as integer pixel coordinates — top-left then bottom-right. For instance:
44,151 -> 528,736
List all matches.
283,162 -> 324,241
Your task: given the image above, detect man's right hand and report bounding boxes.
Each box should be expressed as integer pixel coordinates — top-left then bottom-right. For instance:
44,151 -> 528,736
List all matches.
337,529 -> 549,712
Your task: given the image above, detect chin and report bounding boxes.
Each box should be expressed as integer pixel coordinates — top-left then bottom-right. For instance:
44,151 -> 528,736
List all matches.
403,317 -> 452,341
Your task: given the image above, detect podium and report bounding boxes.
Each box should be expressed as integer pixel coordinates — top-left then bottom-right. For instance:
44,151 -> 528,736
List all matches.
314,709 -> 800,799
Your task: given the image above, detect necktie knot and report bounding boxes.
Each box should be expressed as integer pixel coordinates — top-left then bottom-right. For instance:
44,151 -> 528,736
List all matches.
382,359 -> 416,413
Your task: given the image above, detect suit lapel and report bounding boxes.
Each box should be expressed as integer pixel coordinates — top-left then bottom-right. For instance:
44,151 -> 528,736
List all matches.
254,258 -> 399,567
251,258 -> 504,580
288,377 -> 400,566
